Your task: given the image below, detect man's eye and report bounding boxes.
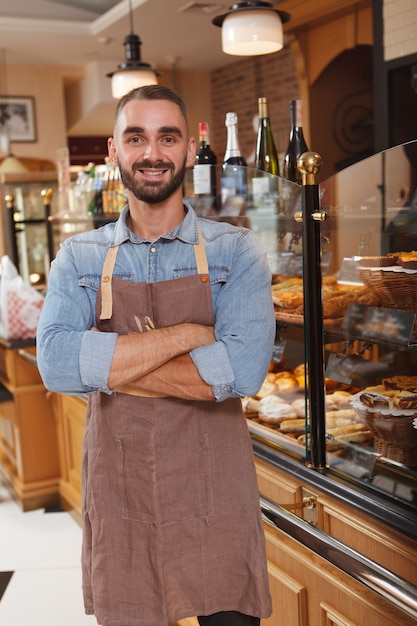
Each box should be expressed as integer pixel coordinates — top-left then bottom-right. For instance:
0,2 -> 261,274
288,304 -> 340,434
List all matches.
163,136 -> 175,144
128,136 -> 142,144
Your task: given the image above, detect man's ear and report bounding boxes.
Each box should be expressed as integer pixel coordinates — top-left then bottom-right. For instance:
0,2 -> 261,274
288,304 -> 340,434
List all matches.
186,137 -> 197,168
108,137 -> 118,166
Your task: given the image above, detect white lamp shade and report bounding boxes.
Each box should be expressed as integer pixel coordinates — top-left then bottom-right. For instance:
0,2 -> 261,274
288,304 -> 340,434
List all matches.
111,69 -> 158,99
222,9 -> 283,56
0,155 -> 29,173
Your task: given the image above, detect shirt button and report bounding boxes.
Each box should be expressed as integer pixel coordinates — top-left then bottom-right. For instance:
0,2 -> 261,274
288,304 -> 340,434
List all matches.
150,247 -> 156,253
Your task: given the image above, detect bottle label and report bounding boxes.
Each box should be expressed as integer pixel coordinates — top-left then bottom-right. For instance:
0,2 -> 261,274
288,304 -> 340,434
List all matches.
193,164 -> 212,194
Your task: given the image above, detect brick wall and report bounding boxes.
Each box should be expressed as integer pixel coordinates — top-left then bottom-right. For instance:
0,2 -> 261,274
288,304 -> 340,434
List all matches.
210,44 -> 300,168
383,0 -> 417,61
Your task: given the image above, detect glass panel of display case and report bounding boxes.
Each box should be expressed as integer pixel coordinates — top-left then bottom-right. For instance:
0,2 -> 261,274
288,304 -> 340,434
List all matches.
185,148 -> 417,511
319,141 -> 417,507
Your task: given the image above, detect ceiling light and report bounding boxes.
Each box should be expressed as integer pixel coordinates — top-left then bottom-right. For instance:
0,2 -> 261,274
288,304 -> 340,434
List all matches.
212,1 -> 291,56
106,0 -> 159,99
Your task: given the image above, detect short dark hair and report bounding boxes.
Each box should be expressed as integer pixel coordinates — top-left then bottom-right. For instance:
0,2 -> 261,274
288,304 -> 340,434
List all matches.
114,85 -> 188,129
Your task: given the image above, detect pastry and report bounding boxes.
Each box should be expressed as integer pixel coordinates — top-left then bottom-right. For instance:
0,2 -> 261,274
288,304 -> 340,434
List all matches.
280,418 -> 306,433
325,430 -> 373,451
274,374 -> 299,394
383,376 -> 417,392
393,391 -> 417,410
272,290 -> 304,309
256,380 -> 277,399
293,363 -> 307,378
291,398 -> 308,418
326,409 -> 357,422
327,390 -> 352,408
359,392 -> 390,409
298,424 -> 371,448
258,396 -> 295,425
327,423 -> 368,437
242,397 -> 262,414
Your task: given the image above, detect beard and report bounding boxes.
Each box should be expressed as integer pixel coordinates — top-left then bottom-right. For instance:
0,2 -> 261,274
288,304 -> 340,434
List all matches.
118,157 -> 187,205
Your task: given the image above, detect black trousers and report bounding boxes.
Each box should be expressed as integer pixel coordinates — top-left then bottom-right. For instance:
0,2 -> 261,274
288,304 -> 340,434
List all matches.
197,611 -> 260,626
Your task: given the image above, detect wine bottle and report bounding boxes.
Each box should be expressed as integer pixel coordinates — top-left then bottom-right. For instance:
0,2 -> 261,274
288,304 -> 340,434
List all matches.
283,99 -> 309,183
193,122 -> 218,214
221,112 -> 248,210
255,97 -> 279,176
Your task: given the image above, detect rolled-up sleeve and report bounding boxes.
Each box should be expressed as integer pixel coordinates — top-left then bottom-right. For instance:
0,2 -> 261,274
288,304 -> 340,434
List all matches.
37,243 -> 117,395
190,229 -> 275,402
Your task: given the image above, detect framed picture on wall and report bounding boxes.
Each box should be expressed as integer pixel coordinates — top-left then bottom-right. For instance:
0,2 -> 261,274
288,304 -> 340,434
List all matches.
0,96 -> 37,142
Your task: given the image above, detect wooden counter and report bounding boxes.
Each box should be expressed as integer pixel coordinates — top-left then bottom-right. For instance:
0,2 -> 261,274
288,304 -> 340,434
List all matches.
0,340 -> 60,510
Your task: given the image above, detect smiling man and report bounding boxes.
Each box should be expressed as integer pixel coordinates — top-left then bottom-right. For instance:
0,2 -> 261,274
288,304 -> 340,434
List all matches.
37,85 -> 275,626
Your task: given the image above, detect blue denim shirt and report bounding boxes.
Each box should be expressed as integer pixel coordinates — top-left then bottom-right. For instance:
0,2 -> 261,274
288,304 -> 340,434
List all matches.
36,203 -> 275,402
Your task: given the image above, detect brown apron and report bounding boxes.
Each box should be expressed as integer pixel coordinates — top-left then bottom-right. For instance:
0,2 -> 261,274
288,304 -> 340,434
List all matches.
81,229 -> 272,626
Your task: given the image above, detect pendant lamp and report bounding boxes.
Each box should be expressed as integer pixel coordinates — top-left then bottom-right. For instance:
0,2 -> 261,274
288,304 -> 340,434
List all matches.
107,0 -> 159,99
212,1 -> 291,56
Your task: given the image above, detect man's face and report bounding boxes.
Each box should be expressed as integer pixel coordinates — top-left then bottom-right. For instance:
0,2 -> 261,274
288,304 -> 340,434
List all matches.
108,98 -> 196,204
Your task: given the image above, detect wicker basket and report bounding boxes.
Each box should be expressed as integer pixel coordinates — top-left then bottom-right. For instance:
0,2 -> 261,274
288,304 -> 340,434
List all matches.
364,410 -> 417,466
359,268 -> 417,311
351,392 -> 417,466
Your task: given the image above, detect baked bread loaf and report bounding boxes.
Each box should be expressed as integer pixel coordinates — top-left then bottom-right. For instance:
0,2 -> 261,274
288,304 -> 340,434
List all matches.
280,418 -> 306,433
274,373 -> 299,394
256,380 -> 277,399
298,423 -> 371,449
325,430 -> 373,451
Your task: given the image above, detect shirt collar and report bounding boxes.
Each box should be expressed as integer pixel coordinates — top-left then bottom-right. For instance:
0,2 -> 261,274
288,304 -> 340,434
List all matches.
110,201 -> 200,246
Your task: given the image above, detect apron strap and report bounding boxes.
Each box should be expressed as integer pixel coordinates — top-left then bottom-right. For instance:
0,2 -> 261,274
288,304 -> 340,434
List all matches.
194,224 -> 209,275
99,246 -> 119,320
100,225 -> 209,320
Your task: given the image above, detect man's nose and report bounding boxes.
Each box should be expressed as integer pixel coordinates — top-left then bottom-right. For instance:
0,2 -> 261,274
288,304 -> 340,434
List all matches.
142,140 -> 161,161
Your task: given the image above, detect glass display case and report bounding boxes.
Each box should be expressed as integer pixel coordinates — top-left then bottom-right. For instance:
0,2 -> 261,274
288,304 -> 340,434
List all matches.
184,143 -> 417,550
220,142 -> 417,541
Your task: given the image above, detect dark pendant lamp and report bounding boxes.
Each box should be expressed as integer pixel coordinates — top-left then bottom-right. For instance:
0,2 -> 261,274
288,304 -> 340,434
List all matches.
107,0 -> 160,99
212,1 -> 291,56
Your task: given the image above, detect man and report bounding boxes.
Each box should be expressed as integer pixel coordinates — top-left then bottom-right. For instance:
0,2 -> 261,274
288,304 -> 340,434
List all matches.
37,85 -> 275,626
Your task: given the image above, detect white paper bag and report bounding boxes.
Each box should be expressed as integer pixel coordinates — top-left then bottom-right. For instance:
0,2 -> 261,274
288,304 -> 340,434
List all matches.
0,255 -> 44,340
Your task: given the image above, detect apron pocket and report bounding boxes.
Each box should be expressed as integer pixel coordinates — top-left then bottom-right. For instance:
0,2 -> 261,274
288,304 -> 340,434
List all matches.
116,430 -> 213,525
157,431 -> 214,524
116,429 -> 157,524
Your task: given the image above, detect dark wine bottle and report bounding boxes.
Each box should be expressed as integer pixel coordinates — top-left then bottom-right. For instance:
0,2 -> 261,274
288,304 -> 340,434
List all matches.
193,122 -> 218,214
283,99 -> 309,183
221,112 -> 248,209
255,97 -> 279,176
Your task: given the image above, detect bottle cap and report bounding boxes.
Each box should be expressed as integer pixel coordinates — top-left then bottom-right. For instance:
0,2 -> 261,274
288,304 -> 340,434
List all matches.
225,112 -> 237,126
258,97 -> 268,118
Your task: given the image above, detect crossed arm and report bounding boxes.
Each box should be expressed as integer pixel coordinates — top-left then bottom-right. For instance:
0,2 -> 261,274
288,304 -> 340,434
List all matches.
106,323 -> 215,401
